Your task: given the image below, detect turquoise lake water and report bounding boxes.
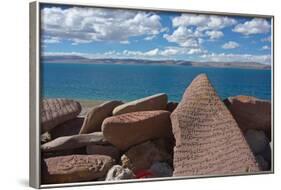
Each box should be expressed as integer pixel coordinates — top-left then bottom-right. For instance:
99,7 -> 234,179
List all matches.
41,63 -> 271,102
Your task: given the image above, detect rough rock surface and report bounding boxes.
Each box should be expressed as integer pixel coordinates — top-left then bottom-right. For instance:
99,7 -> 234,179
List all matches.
102,110 -> 172,150
50,117 -> 84,139
171,74 -> 260,176
79,101 -> 123,134
224,95 -> 271,140
41,132 -> 108,152
245,129 -> 269,155
42,155 -> 114,184
41,132 -> 52,144
149,162 -> 173,177
105,165 -> 135,181
112,93 -> 167,115
41,99 -> 81,133
121,140 -> 171,173
86,144 -> 120,161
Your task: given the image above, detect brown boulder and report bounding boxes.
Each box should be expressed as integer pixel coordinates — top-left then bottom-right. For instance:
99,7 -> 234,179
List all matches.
171,74 -> 260,176
121,140 -> 172,173
79,101 -> 123,134
41,132 -> 108,152
102,110 -> 172,150
224,95 -> 271,140
50,117 -> 84,139
41,155 -> 114,184
41,99 -> 81,133
112,93 -> 167,115
86,144 -> 120,161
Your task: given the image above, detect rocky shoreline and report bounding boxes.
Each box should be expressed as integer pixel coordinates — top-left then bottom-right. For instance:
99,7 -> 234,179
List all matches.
40,74 -> 272,184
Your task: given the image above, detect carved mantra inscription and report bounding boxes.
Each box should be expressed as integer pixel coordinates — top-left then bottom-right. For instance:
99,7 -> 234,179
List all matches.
171,74 -> 260,176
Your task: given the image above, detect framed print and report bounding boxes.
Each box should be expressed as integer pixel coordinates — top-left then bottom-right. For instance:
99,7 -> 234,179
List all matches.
29,1 -> 274,188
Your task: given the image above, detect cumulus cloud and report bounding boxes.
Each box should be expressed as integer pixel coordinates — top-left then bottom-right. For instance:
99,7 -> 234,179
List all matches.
222,41 -> 240,49
205,30 -> 224,40
163,26 -> 202,47
41,7 -> 165,44
43,36 -> 61,44
172,14 -> 237,31
233,18 -> 271,35
200,53 -> 271,64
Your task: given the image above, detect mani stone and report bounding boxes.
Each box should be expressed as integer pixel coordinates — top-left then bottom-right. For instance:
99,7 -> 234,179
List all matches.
41,155 -> 114,184
41,99 -> 81,133
79,101 -> 123,134
102,110 -> 173,150
105,165 -> 135,181
41,132 -> 108,152
112,93 -> 168,115
224,95 -> 271,140
171,74 -> 260,177
86,144 -> 120,161
50,117 -> 84,139
121,140 -> 172,173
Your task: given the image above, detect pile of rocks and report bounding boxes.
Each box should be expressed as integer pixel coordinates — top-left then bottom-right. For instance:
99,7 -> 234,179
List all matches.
40,74 -> 272,184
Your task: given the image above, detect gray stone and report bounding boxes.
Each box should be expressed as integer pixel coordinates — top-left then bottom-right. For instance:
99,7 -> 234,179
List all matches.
105,165 -> 135,181
256,155 -> 269,171
245,129 -> 269,155
86,144 -> 120,161
149,162 -> 173,177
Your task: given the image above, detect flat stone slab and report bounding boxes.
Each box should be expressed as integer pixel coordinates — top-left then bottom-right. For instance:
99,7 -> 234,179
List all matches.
41,155 -> 114,184
171,74 -> 260,176
50,117 -> 84,139
224,95 -> 271,140
41,99 -> 81,133
79,101 -> 123,134
112,93 -> 167,115
41,132 -> 108,152
102,110 -> 172,150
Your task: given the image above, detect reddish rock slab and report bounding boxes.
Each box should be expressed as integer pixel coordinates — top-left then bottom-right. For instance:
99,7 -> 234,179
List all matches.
79,101 -> 123,134
224,95 -> 271,140
112,93 -> 167,115
41,132 -> 108,152
50,117 -> 84,139
41,99 -> 81,133
171,74 -> 260,177
102,110 -> 172,150
41,155 -> 114,184
86,144 -> 120,161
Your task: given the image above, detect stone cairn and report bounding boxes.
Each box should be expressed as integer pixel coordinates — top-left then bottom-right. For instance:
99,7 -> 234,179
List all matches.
40,74 -> 271,184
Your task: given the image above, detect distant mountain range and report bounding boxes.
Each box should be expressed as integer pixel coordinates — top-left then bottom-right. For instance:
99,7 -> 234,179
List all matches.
41,55 -> 271,70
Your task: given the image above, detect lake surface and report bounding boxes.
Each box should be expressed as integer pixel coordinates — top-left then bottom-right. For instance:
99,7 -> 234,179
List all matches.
41,63 -> 271,102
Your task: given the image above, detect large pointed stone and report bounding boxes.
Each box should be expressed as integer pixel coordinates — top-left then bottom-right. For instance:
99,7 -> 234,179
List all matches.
171,74 -> 260,176
41,99 -> 81,133
102,110 -> 172,150
41,155 -> 114,184
79,101 -> 123,134
41,132 -> 108,152
112,93 -> 167,115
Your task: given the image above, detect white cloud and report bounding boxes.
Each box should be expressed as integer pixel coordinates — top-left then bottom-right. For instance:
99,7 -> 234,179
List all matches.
163,26 -> 201,47
261,45 -> 270,50
200,53 -> 271,64
261,36 -> 271,42
205,30 -> 224,40
233,18 -> 271,35
41,7 -> 165,44
222,41 -> 240,49
43,36 -> 61,44
172,14 -> 237,31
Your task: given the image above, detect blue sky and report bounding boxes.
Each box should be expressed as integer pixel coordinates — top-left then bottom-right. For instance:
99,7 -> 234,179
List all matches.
41,4 -> 272,64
